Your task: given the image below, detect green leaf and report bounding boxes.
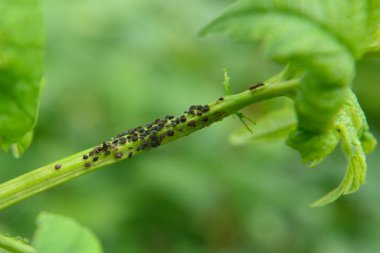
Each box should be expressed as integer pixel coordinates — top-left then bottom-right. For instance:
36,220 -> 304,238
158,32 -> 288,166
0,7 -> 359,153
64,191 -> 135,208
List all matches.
0,0 -> 45,157
311,91 -> 376,207
230,107 -> 297,145
365,26 -> 380,57
32,212 -> 103,253
202,1 -> 378,204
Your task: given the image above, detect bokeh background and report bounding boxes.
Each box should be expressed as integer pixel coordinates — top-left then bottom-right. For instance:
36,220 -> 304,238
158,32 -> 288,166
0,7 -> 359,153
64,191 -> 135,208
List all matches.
1,0 -> 380,252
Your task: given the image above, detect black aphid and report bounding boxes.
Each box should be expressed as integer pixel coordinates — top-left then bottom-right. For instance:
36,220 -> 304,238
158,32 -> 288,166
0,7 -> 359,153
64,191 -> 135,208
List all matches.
187,120 -> 196,127
89,151 -> 95,156
167,130 -> 175,137
104,150 -> 111,156
202,117 -> 209,122
115,152 -> 123,159
180,115 -> 186,122
83,154 -> 89,160
93,157 -> 99,162
218,97 -> 224,101
202,105 -> 209,112
128,152 -> 133,159
249,82 -> 264,90
54,164 -> 61,170
85,162 -> 91,167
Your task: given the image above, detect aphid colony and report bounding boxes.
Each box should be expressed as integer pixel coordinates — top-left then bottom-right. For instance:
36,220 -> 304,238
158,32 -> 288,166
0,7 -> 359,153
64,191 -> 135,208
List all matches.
55,103 -> 215,170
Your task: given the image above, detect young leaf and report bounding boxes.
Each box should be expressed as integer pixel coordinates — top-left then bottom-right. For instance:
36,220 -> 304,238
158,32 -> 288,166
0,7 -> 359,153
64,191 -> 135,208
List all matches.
311,91 -> 376,206
33,212 -> 103,253
0,0 -> 45,157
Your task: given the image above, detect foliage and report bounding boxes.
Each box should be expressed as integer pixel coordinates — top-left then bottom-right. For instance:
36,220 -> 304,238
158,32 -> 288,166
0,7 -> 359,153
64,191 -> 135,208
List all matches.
0,0 -> 380,252
33,212 -> 103,253
0,0 -> 44,157
201,0 -> 379,205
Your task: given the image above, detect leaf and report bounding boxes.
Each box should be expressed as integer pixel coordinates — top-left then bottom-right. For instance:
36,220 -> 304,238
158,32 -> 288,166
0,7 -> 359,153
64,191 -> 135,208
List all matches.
32,212 -> 103,253
230,107 -> 297,145
311,91 -> 376,207
365,26 -> 380,57
0,0 -> 45,157
202,1 -> 378,205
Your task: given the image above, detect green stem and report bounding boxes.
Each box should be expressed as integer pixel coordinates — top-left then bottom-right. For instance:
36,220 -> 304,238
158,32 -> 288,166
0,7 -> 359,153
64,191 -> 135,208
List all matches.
0,76 -> 300,210
0,234 -> 36,253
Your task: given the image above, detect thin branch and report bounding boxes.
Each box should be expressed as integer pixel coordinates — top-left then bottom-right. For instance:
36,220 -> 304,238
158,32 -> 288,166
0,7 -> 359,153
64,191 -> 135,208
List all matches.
0,75 -> 300,210
0,234 -> 36,253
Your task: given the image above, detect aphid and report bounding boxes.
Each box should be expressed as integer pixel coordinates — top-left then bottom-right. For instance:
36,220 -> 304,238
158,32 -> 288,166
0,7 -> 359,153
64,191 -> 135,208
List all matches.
196,111 -> 203,116
248,82 -> 264,90
85,162 -> 91,167
196,105 -> 203,110
104,150 -> 111,156
93,157 -> 99,162
202,105 -> 209,112
83,154 -> 89,160
187,120 -> 196,127
167,130 -> 175,137
54,164 -> 61,170
180,115 -> 186,122
112,139 -> 119,144
132,135 -> 138,142
89,151 -> 95,156
115,152 -> 123,159
202,117 -> 209,122
128,152 -> 133,159
137,146 -> 142,151
218,97 -> 224,101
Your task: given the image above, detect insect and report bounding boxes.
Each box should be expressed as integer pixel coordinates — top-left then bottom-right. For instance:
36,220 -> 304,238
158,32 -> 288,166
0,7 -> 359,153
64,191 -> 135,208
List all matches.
248,82 -> 264,90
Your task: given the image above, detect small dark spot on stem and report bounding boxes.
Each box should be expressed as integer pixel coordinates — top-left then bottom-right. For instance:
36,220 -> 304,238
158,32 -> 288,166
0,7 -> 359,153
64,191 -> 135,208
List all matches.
54,164 -> 61,170
115,152 -> 123,159
85,162 -> 91,167
187,120 -> 196,127
128,152 -> 133,159
248,82 -> 264,90
93,156 -> 99,162
83,154 -> 88,160
167,130 -> 175,137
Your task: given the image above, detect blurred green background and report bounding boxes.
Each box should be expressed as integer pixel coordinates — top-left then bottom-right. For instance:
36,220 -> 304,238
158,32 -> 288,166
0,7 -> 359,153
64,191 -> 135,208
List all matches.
1,0 -> 380,252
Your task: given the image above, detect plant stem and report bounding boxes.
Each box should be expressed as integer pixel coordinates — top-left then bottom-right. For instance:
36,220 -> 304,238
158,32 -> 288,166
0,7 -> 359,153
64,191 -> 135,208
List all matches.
0,234 -> 36,253
0,76 -> 300,210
